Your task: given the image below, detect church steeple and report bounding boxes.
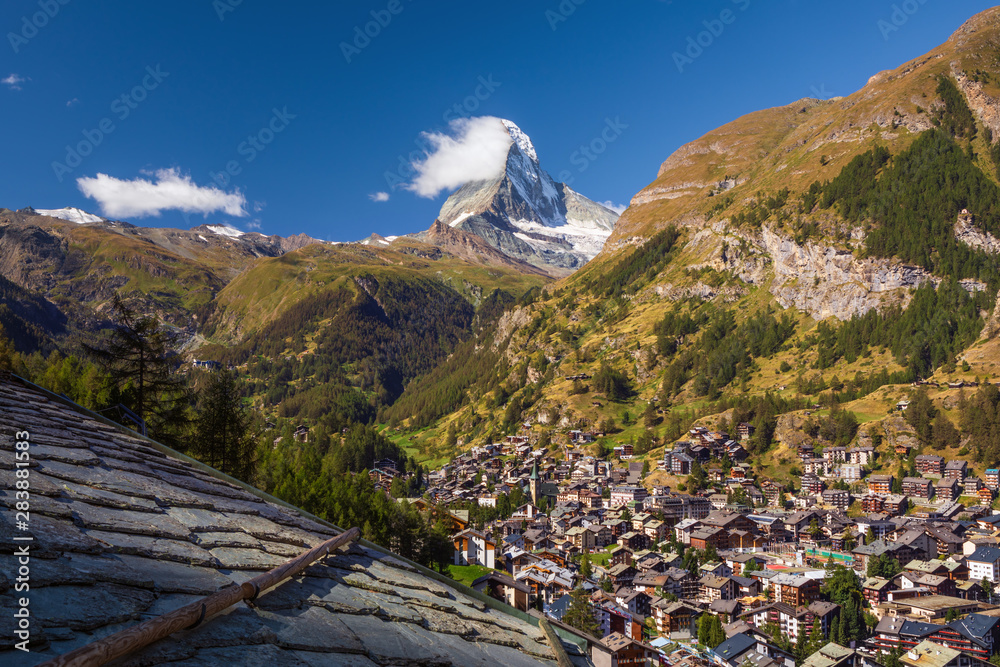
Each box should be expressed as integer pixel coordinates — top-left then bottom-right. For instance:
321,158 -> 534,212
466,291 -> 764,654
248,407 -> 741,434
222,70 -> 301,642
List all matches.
529,461 -> 539,506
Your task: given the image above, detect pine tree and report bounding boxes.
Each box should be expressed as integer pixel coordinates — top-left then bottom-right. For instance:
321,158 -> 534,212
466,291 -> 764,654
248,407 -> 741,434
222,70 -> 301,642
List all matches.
0,325 -> 14,372
195,369 -> 258,482
563,586 -> 599,637
85,293 -> 190,444
580,552 -> 593,579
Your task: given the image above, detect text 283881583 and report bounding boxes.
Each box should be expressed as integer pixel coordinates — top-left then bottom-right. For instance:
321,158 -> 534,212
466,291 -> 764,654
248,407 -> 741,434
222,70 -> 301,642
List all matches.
12,430 -> 32,652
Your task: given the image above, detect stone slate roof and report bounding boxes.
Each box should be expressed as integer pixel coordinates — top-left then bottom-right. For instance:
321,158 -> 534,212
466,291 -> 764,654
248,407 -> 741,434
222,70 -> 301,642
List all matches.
0,375 -> 587,666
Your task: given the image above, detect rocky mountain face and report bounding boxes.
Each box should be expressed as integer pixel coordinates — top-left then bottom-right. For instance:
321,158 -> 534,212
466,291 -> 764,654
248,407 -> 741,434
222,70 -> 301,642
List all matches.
593,7 -> 1000,321
433,119 -> 619,276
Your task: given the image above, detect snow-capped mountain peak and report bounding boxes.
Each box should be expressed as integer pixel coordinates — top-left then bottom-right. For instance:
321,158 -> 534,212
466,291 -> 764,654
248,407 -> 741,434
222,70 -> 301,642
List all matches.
434,120 -> 620,275
500,119 -> 539,164
35,207 -> 105,224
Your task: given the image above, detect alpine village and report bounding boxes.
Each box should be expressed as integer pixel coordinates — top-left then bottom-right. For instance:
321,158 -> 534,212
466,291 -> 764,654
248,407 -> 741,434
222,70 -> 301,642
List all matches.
14,7 -> 1000,667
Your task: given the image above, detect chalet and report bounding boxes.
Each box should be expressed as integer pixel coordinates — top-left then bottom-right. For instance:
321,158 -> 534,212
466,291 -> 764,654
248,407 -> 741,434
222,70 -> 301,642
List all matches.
610,485 -> 647,508
453,529 -> 496,569
902,477 -> 934,499
915,455 -> 945,476
823,447 -> 847,464
654,600 -> 701,637
986,469 -> 1000,490
618,531 -> 650,551
967,545 -> 1000,584
848,446 -> 876,466
700,574 -> 736,602
772,574 -> 821,607
608,563 -> 638,587
801,474 -> 824,495
944,460 -> 968,481
471,572 -> 531,612
691,526 -> 729,550
841,465 -> 863,483
821,489 -> 851,511
863,577 -> 893,606
599,633 -> 658,667
672,452 -> 693,475
868,475 -> 894,495
613,443 -> 634,459
935,478 -> 959,502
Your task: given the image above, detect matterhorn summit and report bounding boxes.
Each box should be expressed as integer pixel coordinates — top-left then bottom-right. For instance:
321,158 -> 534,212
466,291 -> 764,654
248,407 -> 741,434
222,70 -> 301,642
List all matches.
434,119 -> 619,275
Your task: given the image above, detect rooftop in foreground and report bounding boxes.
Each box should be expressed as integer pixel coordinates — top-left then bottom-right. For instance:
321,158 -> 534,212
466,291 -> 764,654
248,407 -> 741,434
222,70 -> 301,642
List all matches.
0,373 -> 590,666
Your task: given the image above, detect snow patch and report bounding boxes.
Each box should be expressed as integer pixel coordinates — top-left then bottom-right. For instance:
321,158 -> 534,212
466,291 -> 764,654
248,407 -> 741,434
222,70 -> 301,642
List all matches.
206,224 -> 245,238
35,207 -> 104,224
449,212 -> 475,227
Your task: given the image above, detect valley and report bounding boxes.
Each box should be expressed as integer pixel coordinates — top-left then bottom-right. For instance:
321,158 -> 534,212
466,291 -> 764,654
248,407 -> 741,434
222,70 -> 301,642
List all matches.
8,7 -> 1000,665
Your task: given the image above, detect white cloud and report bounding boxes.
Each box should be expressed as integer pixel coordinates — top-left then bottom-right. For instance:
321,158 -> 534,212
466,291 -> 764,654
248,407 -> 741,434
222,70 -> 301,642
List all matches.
77,168 -> 247,219
246,220 -> 262,230
404,116 -> 512,198
66,98 -> 80,107
369,191 -> 390,202
3,74 -> 28,90
602,201 -> 627,215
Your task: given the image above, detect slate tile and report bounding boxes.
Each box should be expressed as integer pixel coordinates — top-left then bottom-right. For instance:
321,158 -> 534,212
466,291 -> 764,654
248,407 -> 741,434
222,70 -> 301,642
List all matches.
191,531 -> 264,550
265,605 -> 366,653
31,583 -> 155,631
46,477 -> 163,512
29,443 -> 101,466
176,605 -> 279,649
0,514 -> 106,557
169,644 -> 315,667
70,501 -> 190,539
225,513 -> 313,547
109,554 -> 232,593
85,530 -> 219,567
209,547 -> 287,570
0,469 -> 61,496
336,613 -> 455,665
293,651 -> 380,666
0,490 -> 74,520
164,507 -> 246,534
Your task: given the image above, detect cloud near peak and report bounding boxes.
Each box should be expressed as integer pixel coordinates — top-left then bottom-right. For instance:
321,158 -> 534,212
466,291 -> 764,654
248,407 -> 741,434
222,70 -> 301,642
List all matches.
404,116 -> 513,199
77,168 -> 247,219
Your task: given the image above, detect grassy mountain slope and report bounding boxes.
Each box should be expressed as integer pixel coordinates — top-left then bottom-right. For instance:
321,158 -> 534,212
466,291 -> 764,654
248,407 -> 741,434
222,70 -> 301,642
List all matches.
384,8 -> 1000,486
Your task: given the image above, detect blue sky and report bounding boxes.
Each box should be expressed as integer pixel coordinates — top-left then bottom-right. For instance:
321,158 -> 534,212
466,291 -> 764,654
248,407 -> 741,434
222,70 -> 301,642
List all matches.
0,0 -> 996,241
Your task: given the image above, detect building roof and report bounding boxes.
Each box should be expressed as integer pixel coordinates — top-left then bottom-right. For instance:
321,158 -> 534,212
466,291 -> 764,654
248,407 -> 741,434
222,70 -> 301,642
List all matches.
713,632 -> 757,663
968,545 -> 1000,563
801,642 -> 857,667
0,374 -> 581,666
900,640 -> 962,667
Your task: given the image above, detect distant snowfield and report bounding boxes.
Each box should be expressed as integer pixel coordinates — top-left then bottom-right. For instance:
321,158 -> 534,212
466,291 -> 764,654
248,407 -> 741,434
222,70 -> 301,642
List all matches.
206,224 -> 245,238
510,218 -> 611,261
36,207 -> 104,224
